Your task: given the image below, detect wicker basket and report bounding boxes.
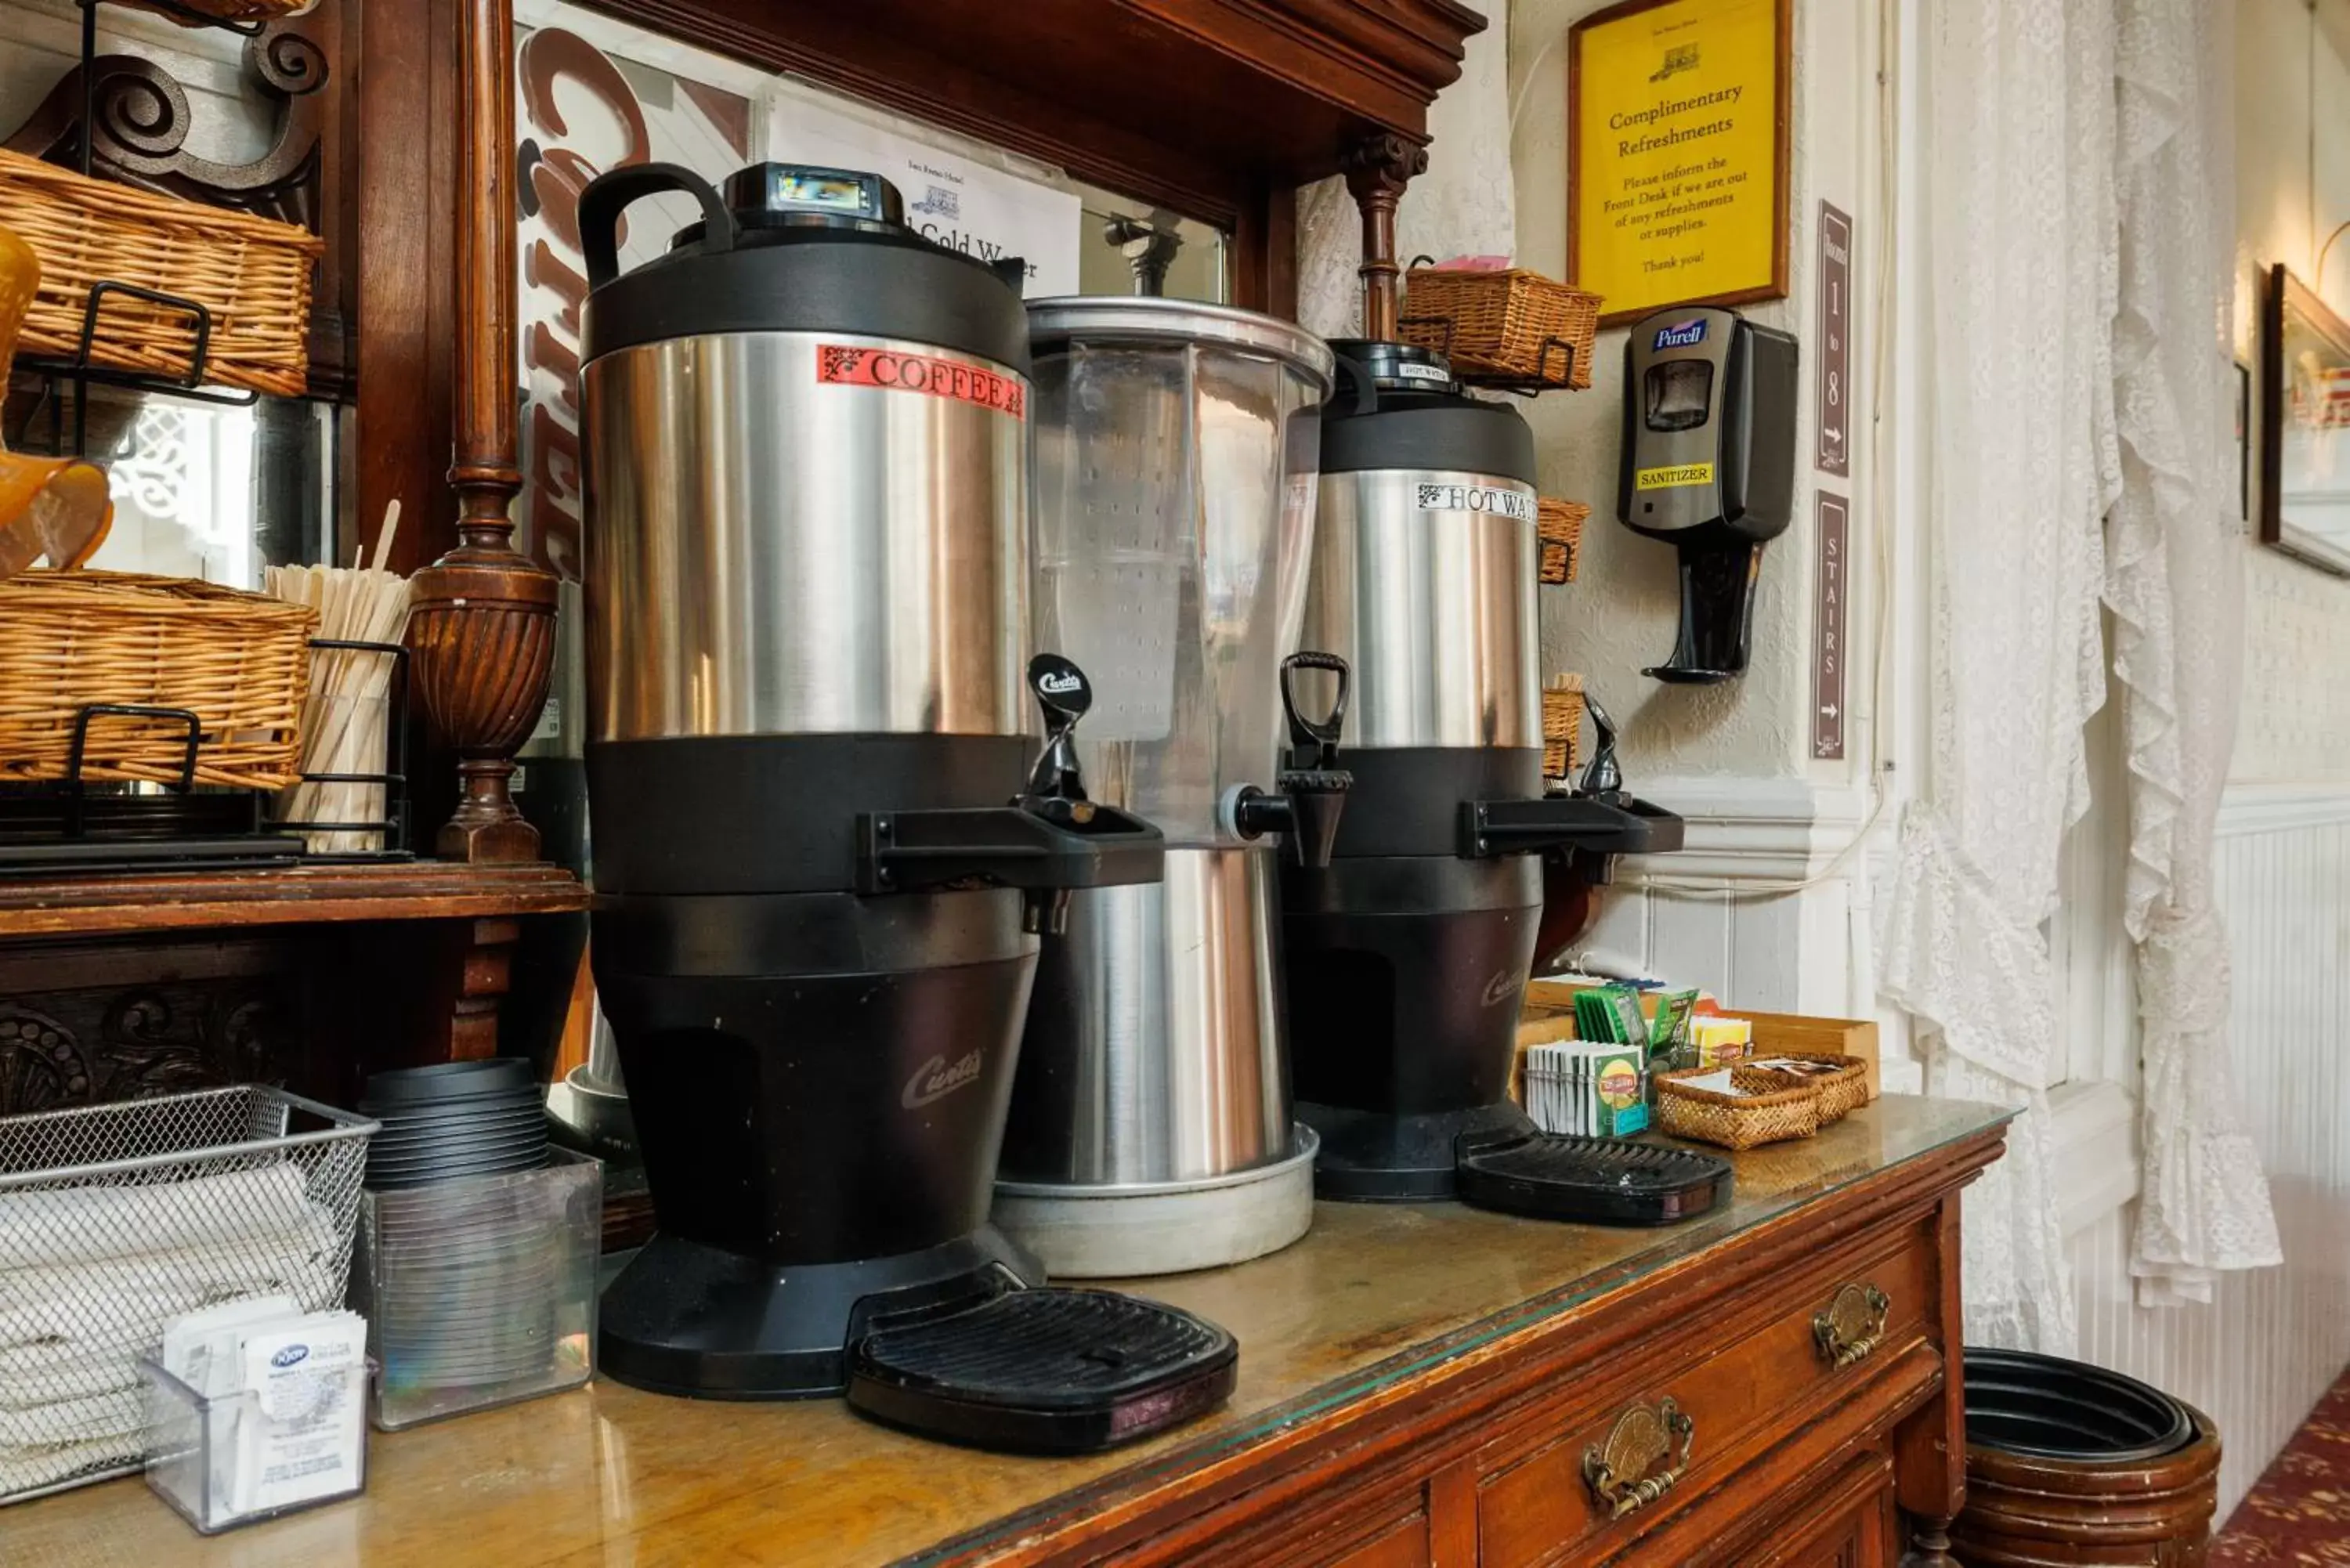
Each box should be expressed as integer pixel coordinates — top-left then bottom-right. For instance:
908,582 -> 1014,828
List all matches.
1542,675 -> 1585,784
0,571 -> 316,789
0,149 -> 321,396
1400,266 -> 1602,389
1538,497 -> 1589,584
1752,1053 -> 1871,1123
1656,1065 -> 1822,1151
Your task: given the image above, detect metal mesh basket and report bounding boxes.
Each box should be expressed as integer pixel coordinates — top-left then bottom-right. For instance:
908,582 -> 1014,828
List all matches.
0,1086 -> 375,1505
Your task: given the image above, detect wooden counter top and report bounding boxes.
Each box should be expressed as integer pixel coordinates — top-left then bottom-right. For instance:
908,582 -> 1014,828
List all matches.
0,860 -> 588,939
5,1097 -> 2010,1567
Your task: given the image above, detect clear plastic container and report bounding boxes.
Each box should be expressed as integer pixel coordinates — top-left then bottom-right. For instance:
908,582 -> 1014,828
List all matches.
349,1147 -> 601,1431
140,1354 -> 372,1534
1029,299 -> 1333,845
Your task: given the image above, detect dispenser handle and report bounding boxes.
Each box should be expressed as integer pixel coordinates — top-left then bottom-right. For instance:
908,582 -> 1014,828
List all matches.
1024,652 -> 1093,804
1579,695 -> 1624,800
1280,650 -> 1349,768
579,162 -> 738,290
1235,652 -> 1353,869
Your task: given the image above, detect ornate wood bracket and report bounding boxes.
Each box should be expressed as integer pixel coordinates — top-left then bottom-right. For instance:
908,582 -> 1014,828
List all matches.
1342,132 -> 1428,341
2,25 -> 328,233
407,0 -> 559,864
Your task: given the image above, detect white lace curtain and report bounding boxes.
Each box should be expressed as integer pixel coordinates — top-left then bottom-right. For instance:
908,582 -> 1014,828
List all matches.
2108,0 -> 2281,1305
1887,0 -> 2277,1344
1881,0 -> 2118,1357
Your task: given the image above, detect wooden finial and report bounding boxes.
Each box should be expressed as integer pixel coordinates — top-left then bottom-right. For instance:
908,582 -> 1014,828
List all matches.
1342,132 -> 1428,341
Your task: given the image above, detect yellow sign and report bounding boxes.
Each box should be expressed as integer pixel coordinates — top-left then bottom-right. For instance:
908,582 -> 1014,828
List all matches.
1569,0 -> 1788,326
1636,462 -> 1716,490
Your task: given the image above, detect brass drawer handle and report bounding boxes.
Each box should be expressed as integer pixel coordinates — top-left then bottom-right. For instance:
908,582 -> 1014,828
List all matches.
1582,1396 -> 1695,1519
1812,1282 -> 1891,1368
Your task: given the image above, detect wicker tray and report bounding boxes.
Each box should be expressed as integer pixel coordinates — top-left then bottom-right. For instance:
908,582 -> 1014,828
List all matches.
1400,266 -> 1602,390
1655,1065 -> 1821,1151
0,149 -> 321,396
0,570 -> 316,789
1751,1053 -> 1871,1122
1538,497 -> 1589,584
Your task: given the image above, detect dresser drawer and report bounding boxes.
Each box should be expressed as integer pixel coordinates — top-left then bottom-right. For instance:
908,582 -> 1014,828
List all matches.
1472,1226 -> 1936,1566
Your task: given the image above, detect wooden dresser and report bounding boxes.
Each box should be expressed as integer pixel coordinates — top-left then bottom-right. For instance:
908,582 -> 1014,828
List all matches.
9,1097 -> 2009,1567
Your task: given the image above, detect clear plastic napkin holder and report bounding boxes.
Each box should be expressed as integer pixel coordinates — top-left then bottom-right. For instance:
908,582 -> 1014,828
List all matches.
139,1355 -> 372,1534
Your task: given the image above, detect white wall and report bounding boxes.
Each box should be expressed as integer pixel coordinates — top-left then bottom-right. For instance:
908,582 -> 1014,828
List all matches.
2234,0 -> 2350,785
1507,0 -> 1888,1022
2069,789 -> 2350,1520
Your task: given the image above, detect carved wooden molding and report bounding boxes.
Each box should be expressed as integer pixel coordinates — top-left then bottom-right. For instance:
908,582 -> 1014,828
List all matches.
0,981 -> 295,1115
2,24 -> 329,233
408,0 -> 560,864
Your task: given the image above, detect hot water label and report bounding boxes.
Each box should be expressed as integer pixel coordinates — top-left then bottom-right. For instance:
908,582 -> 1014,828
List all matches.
817,345 -> 1026,418
1415,482 -> 1536,521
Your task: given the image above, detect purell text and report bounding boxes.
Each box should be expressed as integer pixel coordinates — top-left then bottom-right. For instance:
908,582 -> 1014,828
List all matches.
1653,318 -> 1709,350
1415,483 -> 1536,522
903,1050 -> 984,1108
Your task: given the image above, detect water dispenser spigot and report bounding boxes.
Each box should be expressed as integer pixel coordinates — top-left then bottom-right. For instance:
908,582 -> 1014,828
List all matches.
1234,651 -> 1353,868
1022,652 -> 1094,820
1578,695 -> 1624,802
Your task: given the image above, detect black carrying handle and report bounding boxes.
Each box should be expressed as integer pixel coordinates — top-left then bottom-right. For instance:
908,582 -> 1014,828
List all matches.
1327,351 -> 1379,418
1280,650 -> 1349,767
578,162 -> 738,289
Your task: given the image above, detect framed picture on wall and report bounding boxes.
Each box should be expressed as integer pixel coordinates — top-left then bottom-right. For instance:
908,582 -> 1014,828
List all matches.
2238,358 -> 2253,526
2261,263 -> 2350,576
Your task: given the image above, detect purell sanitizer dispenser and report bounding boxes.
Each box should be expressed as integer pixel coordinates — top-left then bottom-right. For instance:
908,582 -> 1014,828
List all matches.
1615,306 -> 1799,682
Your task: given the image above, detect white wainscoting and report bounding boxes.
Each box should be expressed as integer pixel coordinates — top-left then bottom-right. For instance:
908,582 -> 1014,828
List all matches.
2064,783 -> 2350,1519
1573,775 -> 1885,1027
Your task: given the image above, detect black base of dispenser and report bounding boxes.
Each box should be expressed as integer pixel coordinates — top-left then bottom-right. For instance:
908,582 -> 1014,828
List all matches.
598,1227 -> 1042,1400
1454,1126 -> 1733,1225
1297,1100 -> 1734,1223
1298,1099 -> 1536,1201
847,1288 -> 1238,1454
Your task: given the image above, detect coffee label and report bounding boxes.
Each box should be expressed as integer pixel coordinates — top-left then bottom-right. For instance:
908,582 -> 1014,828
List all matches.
818,345 -> 1025,418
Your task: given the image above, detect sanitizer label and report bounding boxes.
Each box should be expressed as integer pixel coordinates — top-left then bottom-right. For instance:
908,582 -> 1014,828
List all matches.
1415,482 -> 1535,521
1636,462 -> 1715,490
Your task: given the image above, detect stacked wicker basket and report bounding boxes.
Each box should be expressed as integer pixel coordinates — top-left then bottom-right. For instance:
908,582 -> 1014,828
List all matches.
0,93 -> 325,792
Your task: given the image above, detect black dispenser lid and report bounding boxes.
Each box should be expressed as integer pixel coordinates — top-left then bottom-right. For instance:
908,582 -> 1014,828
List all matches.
1321,338 -> 1538,485
579,161 -> 1031,372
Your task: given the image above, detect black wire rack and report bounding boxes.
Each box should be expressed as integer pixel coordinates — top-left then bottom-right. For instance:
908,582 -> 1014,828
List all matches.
0,638 -> 415,875
277,638 -> 414,862
1396,313 -> 1581,398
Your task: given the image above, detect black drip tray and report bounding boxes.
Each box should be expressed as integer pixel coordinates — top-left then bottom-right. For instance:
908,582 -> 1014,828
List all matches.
1455,1129 -> 1734,1225
846,1288 -> 1238,1454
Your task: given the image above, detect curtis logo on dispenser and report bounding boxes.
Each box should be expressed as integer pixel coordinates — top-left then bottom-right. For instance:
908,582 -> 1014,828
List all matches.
1653,318 -> 1708,351
902,1050 -> 984,1108
1037,670 -> 1083,696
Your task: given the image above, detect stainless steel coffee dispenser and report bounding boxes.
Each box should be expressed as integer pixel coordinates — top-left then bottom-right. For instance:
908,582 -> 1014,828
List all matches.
993,298 -> 1345,1277
578,162 -> 1242,1453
